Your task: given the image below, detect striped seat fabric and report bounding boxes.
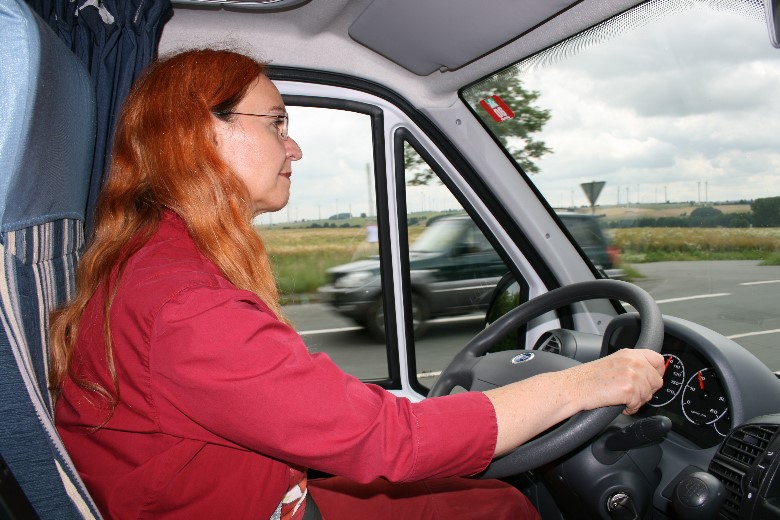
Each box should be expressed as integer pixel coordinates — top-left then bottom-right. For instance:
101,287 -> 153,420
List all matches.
0,0 -> 101,518
0,222 -> 98,519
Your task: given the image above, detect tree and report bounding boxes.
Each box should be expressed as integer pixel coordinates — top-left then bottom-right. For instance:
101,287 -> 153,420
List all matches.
689,206 -> 724,227
406,74 -> 552,185
752,196 -> 780,227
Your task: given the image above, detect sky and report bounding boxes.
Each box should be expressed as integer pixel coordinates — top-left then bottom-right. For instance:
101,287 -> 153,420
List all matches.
258,2 -> 780,225
259,107 -> 374,225
258,106 -> 460,225
520,4 -> 780,208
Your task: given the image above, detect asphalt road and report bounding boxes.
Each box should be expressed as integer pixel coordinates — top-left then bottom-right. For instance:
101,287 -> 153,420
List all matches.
285,260 -> 780,379
632,260 -> 780,371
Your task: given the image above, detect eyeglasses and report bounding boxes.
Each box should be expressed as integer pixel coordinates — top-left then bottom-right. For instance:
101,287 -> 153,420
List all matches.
220,112 -> 289,140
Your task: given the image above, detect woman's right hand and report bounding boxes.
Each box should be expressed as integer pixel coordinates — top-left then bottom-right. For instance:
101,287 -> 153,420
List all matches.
485,348 -> 665,457
564,348 -> 665,415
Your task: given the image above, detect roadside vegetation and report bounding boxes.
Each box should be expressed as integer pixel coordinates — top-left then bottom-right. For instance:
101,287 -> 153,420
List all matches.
260,224 -> 429,301
612,228 -> 780,263
261,227 -> 361,299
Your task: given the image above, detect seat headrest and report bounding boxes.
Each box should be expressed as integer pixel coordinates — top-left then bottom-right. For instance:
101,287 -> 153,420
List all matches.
0,0 -> 96,233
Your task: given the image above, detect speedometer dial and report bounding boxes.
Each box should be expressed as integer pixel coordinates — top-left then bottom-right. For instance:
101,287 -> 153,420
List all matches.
713,411 -> 731,438
649,354 -> 685,407
681,368 -> 728,426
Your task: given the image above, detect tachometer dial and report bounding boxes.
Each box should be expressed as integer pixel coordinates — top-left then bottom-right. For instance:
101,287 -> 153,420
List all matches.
681,368 -> 728,426
649,354 -> 685,407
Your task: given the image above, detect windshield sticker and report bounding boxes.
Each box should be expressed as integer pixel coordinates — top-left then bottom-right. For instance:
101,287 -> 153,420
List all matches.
480,95 -> 515,123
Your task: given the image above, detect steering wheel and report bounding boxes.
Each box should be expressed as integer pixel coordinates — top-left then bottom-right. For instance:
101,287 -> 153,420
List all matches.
429,279 -> 663,478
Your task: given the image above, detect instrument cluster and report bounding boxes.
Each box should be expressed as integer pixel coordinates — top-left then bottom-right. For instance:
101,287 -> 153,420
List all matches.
637,335 -> 731,447
604,321 -> 732,448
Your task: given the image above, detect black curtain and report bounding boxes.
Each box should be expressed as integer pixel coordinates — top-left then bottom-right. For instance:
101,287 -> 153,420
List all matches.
26,0 -> 173,237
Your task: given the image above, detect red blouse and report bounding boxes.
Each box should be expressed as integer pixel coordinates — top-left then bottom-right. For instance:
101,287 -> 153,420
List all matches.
55,212 -> 498,519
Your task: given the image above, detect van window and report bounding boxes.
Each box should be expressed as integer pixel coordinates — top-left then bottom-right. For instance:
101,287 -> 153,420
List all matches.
402,142 -> 511,385
464,1 -> 780,371
259,106 -> 389,380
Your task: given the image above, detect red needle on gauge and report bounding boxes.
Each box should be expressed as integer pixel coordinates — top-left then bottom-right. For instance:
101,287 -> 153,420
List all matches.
664,356 -> 672,373
697,371 -> 705,389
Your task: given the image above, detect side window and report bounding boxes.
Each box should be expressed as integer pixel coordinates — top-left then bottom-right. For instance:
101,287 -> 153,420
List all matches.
255,105 -> 388,380
402,141 -> 511,386
463,223 -> 494,254
264,104 -> 514,387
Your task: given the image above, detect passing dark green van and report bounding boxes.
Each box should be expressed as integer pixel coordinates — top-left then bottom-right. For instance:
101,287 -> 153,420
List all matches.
318,213 -> 623,338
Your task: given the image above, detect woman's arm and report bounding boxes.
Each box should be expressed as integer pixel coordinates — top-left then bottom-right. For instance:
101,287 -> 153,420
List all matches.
485,348 -> 665,457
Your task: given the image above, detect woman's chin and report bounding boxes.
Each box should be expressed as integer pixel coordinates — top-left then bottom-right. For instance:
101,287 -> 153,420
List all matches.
255,198 -> 291,216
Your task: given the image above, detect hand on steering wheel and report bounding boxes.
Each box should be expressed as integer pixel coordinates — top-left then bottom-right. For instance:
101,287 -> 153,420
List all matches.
429,279 -> 664,478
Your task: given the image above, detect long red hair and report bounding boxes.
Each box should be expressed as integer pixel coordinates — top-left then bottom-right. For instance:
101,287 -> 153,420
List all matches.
49,49 -> 283,406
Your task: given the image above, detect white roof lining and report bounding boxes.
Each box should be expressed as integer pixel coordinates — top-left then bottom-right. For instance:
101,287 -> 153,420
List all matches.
347,0 -> 581,76
160,0 -> 643,109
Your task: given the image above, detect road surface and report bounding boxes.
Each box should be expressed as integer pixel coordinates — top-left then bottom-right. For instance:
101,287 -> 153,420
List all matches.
285,261 -> 780,380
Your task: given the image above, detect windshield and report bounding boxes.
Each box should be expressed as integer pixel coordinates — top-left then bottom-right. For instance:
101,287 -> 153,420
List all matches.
464,0 -> 780,372
560,215 -> 606,249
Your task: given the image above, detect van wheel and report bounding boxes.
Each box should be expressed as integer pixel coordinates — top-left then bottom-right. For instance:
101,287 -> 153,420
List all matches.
366,294 -> 429,341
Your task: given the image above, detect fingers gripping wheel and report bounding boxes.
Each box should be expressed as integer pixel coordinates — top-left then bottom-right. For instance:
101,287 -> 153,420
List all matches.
428,280 -> 663,478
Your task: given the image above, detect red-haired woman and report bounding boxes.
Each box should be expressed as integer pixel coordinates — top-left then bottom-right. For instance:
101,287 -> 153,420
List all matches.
50,49 -> 664,520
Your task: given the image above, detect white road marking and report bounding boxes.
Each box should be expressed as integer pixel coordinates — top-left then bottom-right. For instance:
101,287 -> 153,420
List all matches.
739,279 -> 780,286
655,293 -> 731,304
298,313 -> 483,336
300,326 -> 362,336
727,329 -> 780,339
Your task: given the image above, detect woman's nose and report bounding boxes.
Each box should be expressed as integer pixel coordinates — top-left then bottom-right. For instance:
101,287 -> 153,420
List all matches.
286,137 -> 303,161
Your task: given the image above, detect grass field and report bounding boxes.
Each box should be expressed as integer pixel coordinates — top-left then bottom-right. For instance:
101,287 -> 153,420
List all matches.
598,202 -> 752,219
257,224 -> 780,298
259,227 -> 366,298
258,225 -> 428,299
612,227 -> 780,262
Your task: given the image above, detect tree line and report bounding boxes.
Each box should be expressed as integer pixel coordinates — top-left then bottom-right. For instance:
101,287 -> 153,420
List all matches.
607,197 -> 780,228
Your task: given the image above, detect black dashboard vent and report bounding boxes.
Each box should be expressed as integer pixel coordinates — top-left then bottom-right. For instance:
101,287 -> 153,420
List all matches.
721,424 -> 777,466
540,334 -> 562,355
708,461 -> 745,519
709,423 -> 780,519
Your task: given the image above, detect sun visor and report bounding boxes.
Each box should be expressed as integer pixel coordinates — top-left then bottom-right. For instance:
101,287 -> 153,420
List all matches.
348,0 -> 580,75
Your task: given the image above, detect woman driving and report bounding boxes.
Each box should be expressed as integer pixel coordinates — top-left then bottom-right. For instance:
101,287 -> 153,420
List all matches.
50,48 -> 665,520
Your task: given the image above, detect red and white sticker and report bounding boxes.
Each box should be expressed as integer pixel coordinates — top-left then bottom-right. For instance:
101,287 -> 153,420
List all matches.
479,95 -> 515,123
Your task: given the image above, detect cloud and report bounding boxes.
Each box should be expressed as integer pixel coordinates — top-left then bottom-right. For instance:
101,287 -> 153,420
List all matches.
522,5 -> 780,207
264,105 -> 463,225
270,106 -> 375,223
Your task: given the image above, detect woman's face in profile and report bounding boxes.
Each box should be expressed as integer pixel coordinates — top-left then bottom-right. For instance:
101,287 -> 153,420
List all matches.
213,75 -> 303,216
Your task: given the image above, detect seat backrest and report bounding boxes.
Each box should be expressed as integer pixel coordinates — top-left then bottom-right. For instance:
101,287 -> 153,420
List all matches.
0,0 -> 101,517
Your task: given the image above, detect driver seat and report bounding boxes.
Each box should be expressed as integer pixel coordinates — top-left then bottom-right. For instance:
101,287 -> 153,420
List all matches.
0,0 -> 101,517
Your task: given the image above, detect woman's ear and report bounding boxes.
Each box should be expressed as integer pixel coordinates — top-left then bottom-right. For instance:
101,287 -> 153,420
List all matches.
210,116 -> 227,146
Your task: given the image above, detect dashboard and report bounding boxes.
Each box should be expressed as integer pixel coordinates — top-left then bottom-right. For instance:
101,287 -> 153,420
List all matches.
604,316 -> 733,448
529,312 -> 780,518
533,313 -> 780,449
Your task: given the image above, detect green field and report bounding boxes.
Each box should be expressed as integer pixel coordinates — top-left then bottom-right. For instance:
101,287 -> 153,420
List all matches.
612,227 -> 780,262
257,223 -> 780,300
258,225 -> 430,301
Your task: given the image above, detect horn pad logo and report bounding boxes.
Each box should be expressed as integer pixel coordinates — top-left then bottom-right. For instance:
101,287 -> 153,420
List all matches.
511,352 -> 535,364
